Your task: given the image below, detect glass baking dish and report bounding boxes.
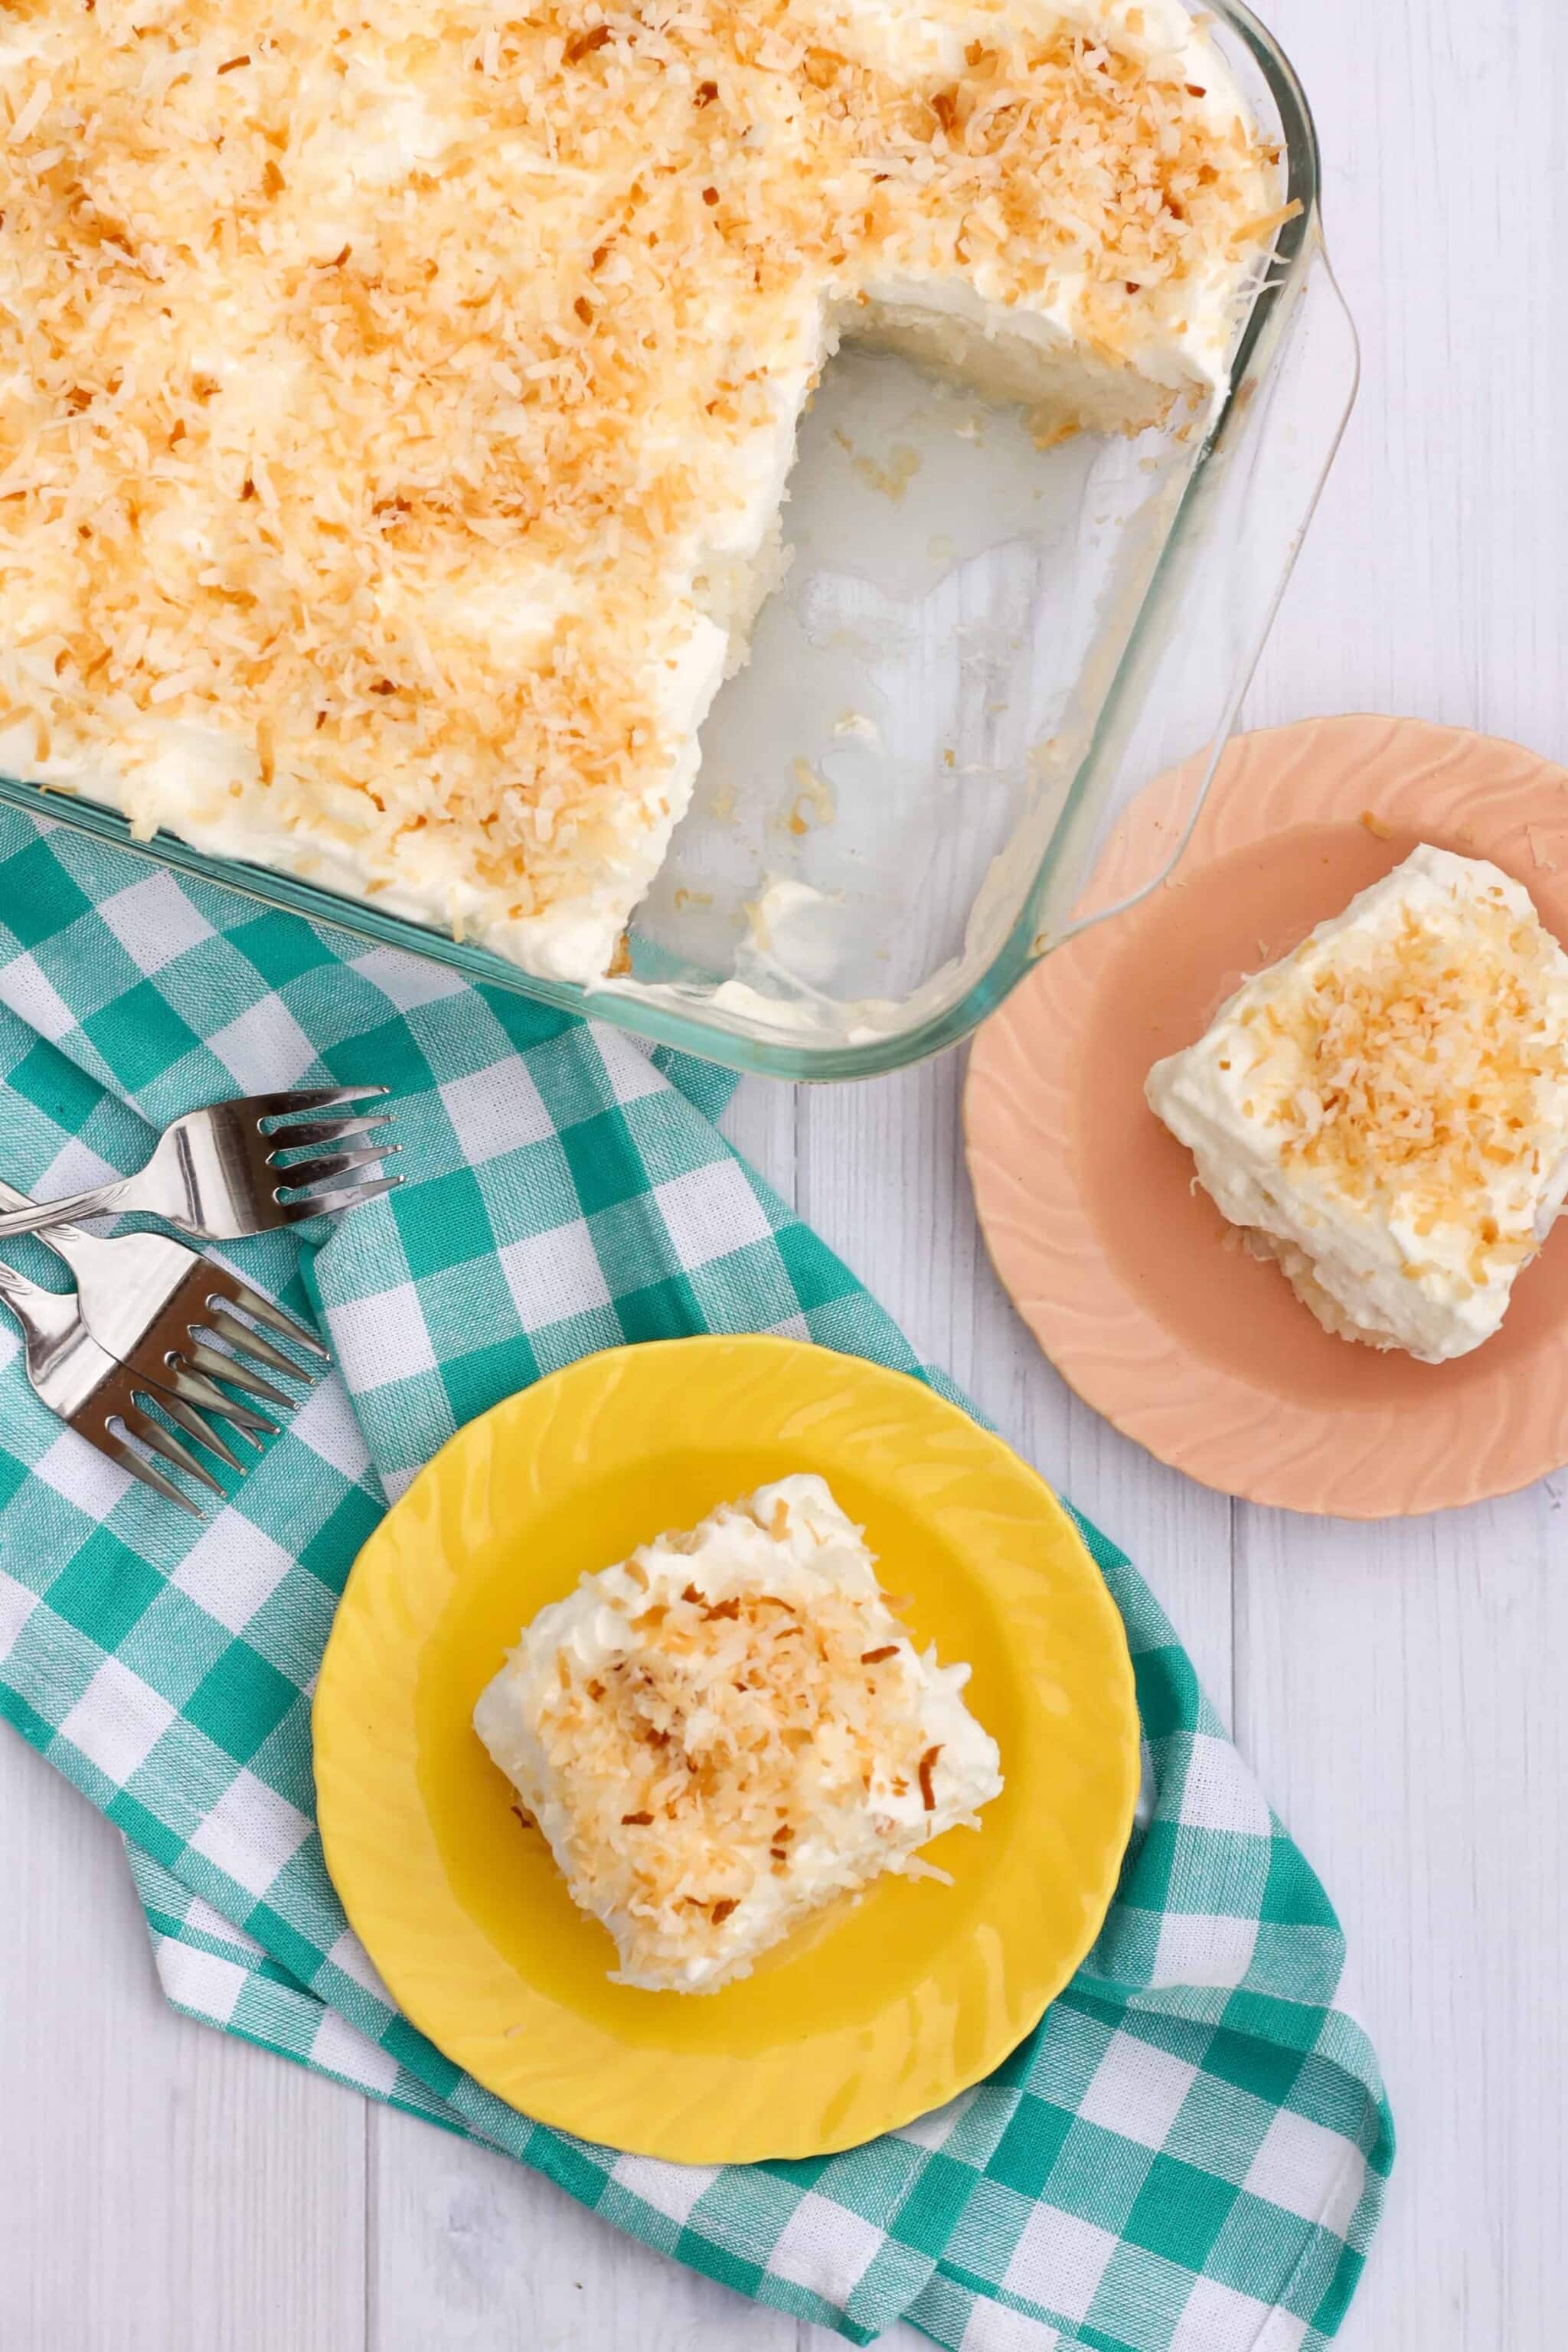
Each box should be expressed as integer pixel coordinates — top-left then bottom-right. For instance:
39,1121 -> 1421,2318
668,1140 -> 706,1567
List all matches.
0,0 -> 1355,1084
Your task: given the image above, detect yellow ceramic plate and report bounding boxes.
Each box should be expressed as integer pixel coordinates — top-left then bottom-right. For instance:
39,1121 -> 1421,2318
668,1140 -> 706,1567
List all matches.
313,1337 -> 1139,2164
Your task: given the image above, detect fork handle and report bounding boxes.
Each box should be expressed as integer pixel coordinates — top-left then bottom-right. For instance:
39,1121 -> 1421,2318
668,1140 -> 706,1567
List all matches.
0,1174 -> 83,1262
0,1177 -> 136,1239
0,1253 -> 83,1348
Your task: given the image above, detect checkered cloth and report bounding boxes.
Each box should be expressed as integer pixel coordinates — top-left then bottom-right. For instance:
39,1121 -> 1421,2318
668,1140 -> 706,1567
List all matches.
0,807 -> 1391,2352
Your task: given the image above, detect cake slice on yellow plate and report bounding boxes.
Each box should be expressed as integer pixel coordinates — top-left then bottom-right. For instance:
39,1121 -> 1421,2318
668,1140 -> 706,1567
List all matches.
473,1473 -> 1003,1992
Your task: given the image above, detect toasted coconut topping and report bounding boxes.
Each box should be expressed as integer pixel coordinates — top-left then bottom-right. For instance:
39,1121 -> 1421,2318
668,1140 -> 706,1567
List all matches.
536,1560 -> 942,1930
1253,890 -> 1568,1259
918,1743 -> 942,1808
1,0 -> 1276,971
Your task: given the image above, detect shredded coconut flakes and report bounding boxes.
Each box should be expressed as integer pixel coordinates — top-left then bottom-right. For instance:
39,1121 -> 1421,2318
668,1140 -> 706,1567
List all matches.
0,0 -> 1278,959
538,1558 -> 952,1955
1256,892 -> 1568,1263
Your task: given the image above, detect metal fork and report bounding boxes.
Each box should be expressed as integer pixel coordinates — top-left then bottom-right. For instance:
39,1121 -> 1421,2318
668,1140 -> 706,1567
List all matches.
0,1086 -> 401,1243
0,1255 -> 242,1515
0,1174 -> 325,1456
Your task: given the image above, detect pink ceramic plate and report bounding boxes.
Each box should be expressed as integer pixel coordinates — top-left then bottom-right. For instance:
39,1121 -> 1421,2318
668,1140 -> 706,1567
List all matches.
964,715 -> 1568,1517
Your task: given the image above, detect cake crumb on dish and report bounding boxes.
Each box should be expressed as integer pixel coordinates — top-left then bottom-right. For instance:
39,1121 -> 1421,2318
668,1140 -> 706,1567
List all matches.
472,1474 -> 1002,1992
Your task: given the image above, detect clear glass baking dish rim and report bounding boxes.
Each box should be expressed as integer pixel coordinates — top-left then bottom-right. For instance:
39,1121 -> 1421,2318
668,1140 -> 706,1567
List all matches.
0,0 -> 1355,1086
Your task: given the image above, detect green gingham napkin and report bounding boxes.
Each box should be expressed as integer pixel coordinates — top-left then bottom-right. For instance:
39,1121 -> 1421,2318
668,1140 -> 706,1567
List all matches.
0,807 -> 1392,2351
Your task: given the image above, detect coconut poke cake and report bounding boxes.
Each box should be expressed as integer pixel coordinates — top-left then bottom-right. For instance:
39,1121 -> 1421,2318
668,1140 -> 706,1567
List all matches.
472,1474 -> 1003,1991
0,0 -> 1285,982
1146,845 -> 1568,1363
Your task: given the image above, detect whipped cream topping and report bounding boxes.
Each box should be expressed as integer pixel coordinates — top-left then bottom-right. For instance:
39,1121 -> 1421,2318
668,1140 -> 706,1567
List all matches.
1146,846 -> 1568,1363
1,0 -> 1278,982
472,1473 -> 1002,1992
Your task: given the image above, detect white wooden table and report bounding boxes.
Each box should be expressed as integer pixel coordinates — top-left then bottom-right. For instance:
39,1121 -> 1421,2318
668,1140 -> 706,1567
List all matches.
4,1 -> 1566,2342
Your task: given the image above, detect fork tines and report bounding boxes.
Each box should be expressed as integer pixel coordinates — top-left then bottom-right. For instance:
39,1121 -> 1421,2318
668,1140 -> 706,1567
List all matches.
89,1356 -> 232,1517
263,1112 -> 394,1152
254,1085 -> 404,1220
107,1285 -> 328,1508
212,1272 -> 332,1361
111,1286 -> 324,1508
120,1254 -> 326,1454
276,1177 -> 403,1223
181,1338 -> 298,1413
253,1085 -> 392,1124
201,1301 -> 315,1378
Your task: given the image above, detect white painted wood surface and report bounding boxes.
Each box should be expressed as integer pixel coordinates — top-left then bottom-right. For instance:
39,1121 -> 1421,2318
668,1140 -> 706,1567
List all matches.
4,0 -> 1566,2341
